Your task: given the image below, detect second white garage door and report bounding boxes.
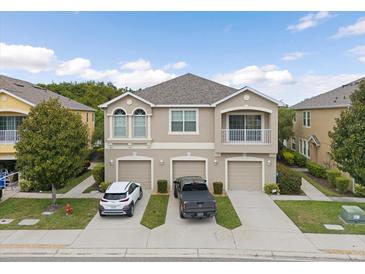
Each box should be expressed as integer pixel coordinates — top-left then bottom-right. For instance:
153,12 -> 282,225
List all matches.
173,160 -> 206,180
118,160 -> 151,189
228,161 -> 262,191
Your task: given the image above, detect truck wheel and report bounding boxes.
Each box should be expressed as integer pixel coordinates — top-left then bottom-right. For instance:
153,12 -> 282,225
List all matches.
179,205 -> 185,219
174,186 -> 178,198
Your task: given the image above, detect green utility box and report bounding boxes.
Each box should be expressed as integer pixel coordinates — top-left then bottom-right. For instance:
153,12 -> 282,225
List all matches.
340,206 -> 365,224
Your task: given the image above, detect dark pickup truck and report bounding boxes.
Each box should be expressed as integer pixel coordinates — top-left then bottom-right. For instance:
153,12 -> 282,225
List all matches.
173,176 -> 216,219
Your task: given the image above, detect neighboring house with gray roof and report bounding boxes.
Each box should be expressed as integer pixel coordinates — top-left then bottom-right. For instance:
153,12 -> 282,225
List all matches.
290,77 -> 364,166
0,74 -> 95,165
99,73 -> 280,192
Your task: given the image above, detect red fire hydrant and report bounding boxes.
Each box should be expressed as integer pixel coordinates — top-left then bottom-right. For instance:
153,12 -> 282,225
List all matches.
65,203 -> 73,215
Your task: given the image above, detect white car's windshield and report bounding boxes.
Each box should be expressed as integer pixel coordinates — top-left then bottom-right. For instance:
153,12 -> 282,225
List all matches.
103,193 -> 127,200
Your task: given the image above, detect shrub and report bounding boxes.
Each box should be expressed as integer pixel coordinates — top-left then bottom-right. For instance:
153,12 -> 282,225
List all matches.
92,164 -> 104,184
157,180 -> 168,193
326,169 -> 341,187
335,176 -> 350,194
19,179 -> 39,192
99,181 -> 111,193
213,182 -> 224,195
277,164 -> 302,194
264,183 -> 280,195
293,151 -> 307,167
355,184 -> 365,197
282,150 -> 295,165
306,161 -> 326,178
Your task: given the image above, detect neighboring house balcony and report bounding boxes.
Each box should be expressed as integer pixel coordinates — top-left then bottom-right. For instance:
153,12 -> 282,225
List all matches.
0,116 -> 24,144
0,130 -> 19,144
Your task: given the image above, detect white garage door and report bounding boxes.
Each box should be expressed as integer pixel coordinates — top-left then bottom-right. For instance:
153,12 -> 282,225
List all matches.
173,161 -> 206,180
228,161 -> 262,191
118,160 -> 151,189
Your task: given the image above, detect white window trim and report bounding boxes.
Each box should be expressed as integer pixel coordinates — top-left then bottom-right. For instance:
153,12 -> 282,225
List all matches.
302,111 -> 311,128
299,138 -> 310,158
168,108 -> 199,135
132,108 -> 147,138
225,112 -> 265,130
291,137 -> 296,151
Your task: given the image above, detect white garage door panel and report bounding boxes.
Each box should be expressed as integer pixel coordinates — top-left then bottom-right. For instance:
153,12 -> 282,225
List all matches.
173,161 -> 205,180
118,160 -> 151,189
228,161 -> 262,191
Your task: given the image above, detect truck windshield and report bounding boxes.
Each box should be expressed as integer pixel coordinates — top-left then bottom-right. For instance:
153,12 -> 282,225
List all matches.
182,183 -> 208,191
103,193 -> 127,200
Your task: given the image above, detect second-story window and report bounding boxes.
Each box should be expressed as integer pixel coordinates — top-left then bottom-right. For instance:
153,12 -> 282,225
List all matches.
113,109 -> 127,137
170,110 -> 197,133
133,108 -> 146,138
302,111 -> 311,127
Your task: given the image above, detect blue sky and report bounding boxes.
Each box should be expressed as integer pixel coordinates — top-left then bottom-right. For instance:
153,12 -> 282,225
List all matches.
1,12 -> 365,104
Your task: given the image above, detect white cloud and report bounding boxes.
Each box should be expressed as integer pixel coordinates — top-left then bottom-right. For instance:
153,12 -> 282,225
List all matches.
288,11 -> 333,32
0,42 -> 57,73
56,58 -> 91,76
282,52 -> 307,61
332,17 -> 365,39
163,61 -> 187,70
348,45 -> 365,64
121,59 -> 151,71
213,64 -> 294,87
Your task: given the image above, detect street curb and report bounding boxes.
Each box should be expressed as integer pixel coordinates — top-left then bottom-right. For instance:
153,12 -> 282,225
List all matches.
0,247 -> 364,261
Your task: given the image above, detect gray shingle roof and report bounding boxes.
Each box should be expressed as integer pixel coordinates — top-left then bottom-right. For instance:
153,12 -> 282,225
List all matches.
292,77 -> 365,110
134,73 -> 238,105
0,74 -> 95,112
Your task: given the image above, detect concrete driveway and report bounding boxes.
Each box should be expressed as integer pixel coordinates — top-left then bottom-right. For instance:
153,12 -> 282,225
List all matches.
71,190 -> 151,248
148,193 -> 236,249
228,191 -> 318,253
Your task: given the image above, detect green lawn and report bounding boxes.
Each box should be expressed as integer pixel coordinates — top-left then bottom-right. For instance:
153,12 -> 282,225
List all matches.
275,200 -> 365,234
55,170 -> 92,194
0,198 -> 99,230
140,195 -> 169,229
215,196 -> 241,229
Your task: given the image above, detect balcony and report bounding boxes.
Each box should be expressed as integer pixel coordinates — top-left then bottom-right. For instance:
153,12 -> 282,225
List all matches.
221,129 -> 271,144
0,130 -> 20,144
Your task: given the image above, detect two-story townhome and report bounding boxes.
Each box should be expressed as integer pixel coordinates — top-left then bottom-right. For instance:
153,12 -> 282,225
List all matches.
0,74 -> 95,170
100,73 -> 280,191
291,77 -> 364,166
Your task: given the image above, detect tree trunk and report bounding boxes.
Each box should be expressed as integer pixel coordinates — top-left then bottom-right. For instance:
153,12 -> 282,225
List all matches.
51,183 -> 57,206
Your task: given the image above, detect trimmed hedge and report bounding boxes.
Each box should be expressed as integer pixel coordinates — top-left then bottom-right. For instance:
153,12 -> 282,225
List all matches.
282,150 -> 295,165
293,151 -> 307,167
92,164 -> 104,184
157,180 -> 168,193
326,169 -> 341,187
335,176 -> 350,194
264,183 -> 280,195
99,181 -> 111,193
355,184 -> 365,197
213,182 -> 224,195
306,161 -> 326,178
277,164 -> 302,194
19,179 -> 39,192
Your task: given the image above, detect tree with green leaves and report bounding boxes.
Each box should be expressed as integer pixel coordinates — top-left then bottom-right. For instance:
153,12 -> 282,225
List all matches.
278,105 -> 295,150
329,80 -> 365,186
15,99 -> 89,206
38,81 -> 128,144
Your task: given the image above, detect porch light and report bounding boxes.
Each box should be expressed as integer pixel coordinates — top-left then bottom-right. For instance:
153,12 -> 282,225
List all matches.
159,160 -> 164,165
267,160 -> 271,166
214,159 -> 218,165
109,159 -> 114,165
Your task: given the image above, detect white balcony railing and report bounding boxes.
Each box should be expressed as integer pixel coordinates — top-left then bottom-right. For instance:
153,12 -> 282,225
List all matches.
0,130 -> 20,144
221,129 -> 271,144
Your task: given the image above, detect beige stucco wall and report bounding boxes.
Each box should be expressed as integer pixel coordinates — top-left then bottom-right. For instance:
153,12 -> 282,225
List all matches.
293,107 -> 345,165
105,148 -> 277,190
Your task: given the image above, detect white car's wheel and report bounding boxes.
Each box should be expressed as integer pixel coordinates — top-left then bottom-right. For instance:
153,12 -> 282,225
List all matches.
127,203 -> 134,217
138,188 -> 143,200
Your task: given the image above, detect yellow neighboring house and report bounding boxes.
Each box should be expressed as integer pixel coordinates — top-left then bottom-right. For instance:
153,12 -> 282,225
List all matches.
0,74 -> 95,168
290,77 -> 364,166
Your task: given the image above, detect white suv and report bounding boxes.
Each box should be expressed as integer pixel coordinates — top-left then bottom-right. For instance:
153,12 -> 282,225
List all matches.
99,181 -> 143,217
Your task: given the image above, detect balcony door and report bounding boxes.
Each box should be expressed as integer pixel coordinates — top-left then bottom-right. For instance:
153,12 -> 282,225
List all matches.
228,114 -> 262,142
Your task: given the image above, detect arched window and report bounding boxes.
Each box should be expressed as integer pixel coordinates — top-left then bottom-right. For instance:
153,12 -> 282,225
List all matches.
113,109 -> 126,137
133,108 -> 146,138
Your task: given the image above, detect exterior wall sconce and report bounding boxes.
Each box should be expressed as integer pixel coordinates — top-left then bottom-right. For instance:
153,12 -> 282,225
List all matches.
109,159 -> 114,166
267,160 -> 271,166
160,160 -> 164,165
214,159 -> 218,165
